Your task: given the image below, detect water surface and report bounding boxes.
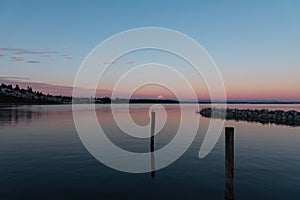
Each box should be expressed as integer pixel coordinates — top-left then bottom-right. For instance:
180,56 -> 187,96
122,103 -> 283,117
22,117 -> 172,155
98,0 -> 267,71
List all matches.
1,104 -> 300,199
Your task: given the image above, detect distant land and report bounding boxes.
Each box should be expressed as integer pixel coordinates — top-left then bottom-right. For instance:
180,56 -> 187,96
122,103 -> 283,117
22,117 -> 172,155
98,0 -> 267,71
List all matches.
0,83 -> 72,104
0,83 -> 299,105
0,83 -> 179,105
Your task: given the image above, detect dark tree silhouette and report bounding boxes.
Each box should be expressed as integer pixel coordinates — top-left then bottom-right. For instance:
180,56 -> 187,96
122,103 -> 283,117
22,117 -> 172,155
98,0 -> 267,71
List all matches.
14,84 -> 20,91
101,97 -> 111,103
27,86 -> 33,93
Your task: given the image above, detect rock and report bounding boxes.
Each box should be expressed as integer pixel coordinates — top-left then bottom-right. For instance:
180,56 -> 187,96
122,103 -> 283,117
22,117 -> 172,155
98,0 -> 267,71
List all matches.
198,107 -> 300,127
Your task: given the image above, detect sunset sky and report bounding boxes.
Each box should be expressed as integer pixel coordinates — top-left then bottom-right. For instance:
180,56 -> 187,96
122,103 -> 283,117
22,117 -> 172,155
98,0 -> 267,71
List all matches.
1,0 -> 300,101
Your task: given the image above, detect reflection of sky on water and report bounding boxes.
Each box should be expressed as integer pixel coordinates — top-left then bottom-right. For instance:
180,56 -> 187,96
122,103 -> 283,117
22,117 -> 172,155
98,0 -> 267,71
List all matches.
0,104 -> 300,199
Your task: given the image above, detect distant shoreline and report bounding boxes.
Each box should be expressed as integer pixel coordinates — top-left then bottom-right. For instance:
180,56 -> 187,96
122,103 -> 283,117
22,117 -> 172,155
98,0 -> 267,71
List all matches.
1,83 -> 300,105
1,101 -> 300,106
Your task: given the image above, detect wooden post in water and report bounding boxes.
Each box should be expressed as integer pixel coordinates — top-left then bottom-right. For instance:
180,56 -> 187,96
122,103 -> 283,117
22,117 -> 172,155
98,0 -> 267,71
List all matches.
150,110 -> 155,178
225,127 -> 234,200
150,110 -> 155,151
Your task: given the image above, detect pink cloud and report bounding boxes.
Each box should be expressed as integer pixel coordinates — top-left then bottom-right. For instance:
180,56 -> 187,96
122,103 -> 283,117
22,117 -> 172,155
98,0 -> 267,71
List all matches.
11,56 -> 23,61
0,76 -> 30,81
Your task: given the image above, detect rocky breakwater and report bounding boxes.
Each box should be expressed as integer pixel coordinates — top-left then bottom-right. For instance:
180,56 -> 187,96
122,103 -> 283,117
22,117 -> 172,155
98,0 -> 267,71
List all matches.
199,107 -> 300,126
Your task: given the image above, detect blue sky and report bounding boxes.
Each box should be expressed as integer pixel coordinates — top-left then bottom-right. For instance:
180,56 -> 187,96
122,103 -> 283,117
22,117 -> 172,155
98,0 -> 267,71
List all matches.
1,0 -> 300,100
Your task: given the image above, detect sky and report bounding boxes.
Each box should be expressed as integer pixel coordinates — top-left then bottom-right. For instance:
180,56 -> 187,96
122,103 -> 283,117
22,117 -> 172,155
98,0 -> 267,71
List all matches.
0,0 -> 300,101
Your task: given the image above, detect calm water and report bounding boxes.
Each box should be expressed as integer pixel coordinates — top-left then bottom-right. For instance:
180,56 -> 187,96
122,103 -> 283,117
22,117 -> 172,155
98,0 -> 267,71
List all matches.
1,104 -> 300,200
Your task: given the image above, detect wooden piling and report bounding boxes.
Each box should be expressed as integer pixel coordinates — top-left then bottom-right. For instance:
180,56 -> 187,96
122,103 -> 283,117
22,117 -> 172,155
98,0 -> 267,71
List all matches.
225,127 -> 234,200
150,110 -> 155,178
150,110 -> 155,152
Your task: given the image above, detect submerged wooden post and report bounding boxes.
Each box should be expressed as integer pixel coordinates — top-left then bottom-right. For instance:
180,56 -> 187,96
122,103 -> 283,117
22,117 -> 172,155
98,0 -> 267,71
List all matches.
150,110 -> 155,178
225,127 -> 234,200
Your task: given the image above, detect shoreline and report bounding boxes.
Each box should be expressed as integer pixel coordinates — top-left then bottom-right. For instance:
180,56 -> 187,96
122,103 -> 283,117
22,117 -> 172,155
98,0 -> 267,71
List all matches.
1,101 -> 300,106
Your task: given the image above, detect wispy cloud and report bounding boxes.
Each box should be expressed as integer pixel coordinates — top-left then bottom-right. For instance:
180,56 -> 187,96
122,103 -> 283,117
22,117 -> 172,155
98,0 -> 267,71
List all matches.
0,47 -> 24,51
11,56 -> 23,61
15,50 -> 57,55
0,46 -> 56,55
27,60 -> 40,63
0,54 -> 5,57
100,61 -> 134,65
39,48 -> 51,50
64,57 -> 72,60
101,61 -> 117,64
0,76 -> 112,97
0,76 -> 30,81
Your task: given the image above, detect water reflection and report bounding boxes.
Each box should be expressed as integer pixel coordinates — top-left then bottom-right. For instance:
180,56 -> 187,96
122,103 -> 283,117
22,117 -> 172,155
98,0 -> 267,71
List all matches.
0,105 -> 73,128
0,106 -> 38,126
0,104 -> 300,199
97,104 -> 181,153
